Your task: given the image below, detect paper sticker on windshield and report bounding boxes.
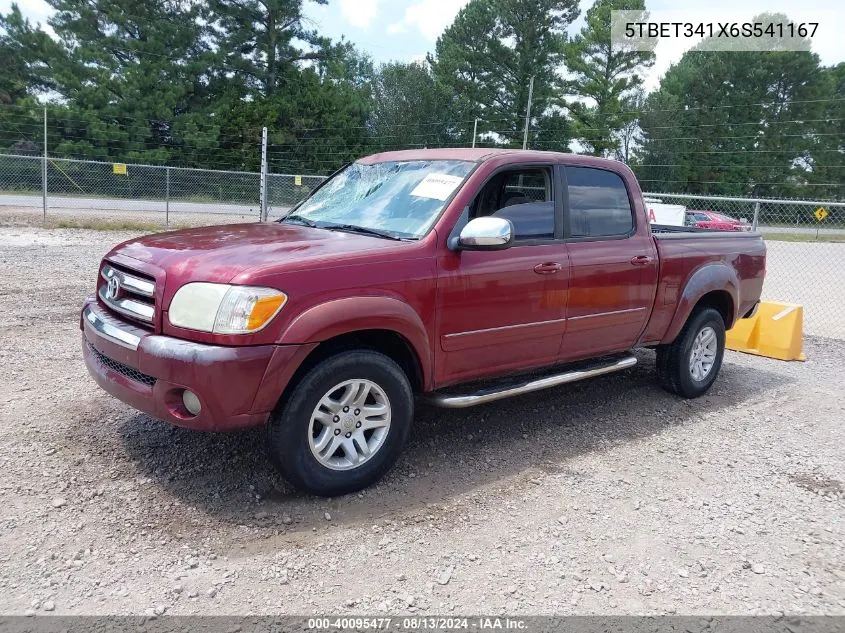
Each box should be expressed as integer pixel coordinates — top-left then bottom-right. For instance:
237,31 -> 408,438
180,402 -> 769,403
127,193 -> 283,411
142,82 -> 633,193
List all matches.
410,173 -> 465,201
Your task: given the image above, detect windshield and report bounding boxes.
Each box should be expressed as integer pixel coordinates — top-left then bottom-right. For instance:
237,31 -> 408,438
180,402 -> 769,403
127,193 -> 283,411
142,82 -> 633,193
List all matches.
284,160 -> 475,239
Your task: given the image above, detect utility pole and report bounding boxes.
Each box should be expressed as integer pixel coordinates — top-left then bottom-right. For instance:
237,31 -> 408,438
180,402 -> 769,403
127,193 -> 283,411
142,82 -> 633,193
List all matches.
42,106 -> 47,223
522,76 -> 535,150
472,118 -> 478,148
260,126 -> 268,222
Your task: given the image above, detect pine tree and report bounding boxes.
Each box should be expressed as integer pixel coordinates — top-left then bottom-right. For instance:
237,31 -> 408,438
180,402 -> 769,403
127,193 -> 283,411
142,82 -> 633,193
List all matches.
564,0 -> 654,157
369,62 -> 454,151
637,15 -> 831,198
431,0 -> 579,147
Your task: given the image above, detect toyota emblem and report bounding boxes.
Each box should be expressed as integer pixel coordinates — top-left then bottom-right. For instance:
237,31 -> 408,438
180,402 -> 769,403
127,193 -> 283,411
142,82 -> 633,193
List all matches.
105,275 -> 120,300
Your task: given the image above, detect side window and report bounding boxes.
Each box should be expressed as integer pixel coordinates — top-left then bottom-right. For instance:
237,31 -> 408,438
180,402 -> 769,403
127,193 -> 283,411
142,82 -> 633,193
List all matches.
471,167 -> 555,241
566,167 -> 634,238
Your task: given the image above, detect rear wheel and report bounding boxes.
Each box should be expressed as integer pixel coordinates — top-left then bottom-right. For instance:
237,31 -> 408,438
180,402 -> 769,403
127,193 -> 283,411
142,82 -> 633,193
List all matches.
656,307 -> 725,398
268,350 -> 413,496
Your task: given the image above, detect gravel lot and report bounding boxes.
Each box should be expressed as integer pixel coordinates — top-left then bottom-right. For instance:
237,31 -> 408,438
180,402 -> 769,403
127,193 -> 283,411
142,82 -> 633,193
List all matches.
0,226 -> 843,616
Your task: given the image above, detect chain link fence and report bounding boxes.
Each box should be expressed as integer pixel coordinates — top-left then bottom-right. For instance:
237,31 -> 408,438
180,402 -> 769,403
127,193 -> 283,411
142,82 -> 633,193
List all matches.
1,152 -> 843,340
0,153 -> 321,228
645,192 -> 845,340
266,173 -> 327,221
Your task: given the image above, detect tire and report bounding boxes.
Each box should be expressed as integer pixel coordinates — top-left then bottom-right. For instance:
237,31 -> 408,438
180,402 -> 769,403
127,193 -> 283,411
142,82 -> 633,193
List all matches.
267,349 -> 413,496
656,307 -> 725,398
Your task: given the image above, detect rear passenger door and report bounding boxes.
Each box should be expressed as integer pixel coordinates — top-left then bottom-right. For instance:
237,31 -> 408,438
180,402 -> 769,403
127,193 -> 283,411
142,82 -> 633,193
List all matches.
559,165 -> 658,360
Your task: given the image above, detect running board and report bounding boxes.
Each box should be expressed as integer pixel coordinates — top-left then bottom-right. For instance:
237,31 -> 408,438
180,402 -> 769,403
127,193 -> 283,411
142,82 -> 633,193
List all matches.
425,355 -> 638,408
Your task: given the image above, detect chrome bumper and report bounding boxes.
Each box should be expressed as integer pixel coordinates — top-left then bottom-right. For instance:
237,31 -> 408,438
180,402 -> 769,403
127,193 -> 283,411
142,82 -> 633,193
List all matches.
82,303 -> 146,350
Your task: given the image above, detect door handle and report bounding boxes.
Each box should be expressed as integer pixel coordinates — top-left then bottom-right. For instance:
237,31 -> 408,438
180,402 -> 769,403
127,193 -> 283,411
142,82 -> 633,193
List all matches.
534,262 -> 562,274
630,255 -> 652,266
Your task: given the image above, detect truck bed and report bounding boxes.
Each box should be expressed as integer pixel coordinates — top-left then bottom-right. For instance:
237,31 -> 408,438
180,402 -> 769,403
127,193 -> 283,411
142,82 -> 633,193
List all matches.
640,228 -> 767,344
650,223 -> 753,236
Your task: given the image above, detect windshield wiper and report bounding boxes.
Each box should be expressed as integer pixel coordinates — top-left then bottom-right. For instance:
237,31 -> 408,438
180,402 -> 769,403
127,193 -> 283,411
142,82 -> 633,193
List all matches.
280,213 -> 317,228
322,223 -> 407,241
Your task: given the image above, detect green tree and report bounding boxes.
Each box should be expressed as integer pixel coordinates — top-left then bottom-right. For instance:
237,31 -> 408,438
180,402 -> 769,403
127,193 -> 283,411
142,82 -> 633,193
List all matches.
0,5 -> 62,153
204,0 -> 330,99
564,0 -> 655,157
0,0 -> 374,172
0,6 -> 44,104
267,53 -> 374,174
368,62 -> 454,151
200,1 -> 373,172
1,0 -> 215,164
431,0 -> 579,147
533,111 -> 573,152
613,88 -> 645,164
809,63 -> 845,199
637,13 -> 831,197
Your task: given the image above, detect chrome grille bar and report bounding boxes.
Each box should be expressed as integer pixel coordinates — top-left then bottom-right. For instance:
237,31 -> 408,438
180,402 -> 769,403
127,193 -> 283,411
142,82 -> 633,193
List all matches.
99,263 -> 156,324
101,264 -> 154,297
98,287 -> 155,322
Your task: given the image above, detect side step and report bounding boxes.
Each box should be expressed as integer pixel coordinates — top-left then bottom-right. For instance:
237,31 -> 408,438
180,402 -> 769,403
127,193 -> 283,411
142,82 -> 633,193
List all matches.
425,355 -> 638,408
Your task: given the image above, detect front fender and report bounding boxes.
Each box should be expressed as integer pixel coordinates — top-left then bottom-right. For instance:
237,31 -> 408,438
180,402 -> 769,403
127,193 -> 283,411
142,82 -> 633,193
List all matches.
662,263 -> 739,344
277,296 -> 432,388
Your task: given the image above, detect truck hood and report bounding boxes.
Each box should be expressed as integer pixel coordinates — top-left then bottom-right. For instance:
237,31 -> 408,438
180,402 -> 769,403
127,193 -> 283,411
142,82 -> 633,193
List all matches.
109,222 -> 402,283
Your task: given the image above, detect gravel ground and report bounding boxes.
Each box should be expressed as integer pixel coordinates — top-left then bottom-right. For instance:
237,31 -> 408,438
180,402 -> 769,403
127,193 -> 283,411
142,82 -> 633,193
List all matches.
0,226 -> 843,617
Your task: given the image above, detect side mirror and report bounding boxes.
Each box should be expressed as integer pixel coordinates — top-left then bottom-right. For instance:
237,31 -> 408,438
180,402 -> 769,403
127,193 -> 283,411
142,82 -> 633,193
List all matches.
457,217 -> 514,250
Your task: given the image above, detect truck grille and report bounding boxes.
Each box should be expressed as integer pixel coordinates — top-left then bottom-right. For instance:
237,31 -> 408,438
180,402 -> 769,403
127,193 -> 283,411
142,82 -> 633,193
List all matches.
87,343 -> 156,387
99,263 -> 156,326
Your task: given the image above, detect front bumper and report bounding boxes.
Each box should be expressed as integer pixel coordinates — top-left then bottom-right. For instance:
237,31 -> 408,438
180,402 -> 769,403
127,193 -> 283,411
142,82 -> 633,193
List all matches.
81,298 -> 312,431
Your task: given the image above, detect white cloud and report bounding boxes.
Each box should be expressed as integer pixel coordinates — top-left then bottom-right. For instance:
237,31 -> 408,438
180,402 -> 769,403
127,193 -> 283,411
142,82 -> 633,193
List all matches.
0,0 -> 51,23
338,0 -> 381,29
388,0 -> 470,41
642,1 -> 844,92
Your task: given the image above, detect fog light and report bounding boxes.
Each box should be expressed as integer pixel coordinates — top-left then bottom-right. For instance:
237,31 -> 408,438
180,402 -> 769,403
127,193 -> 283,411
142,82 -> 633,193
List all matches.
182,390 -> 201,416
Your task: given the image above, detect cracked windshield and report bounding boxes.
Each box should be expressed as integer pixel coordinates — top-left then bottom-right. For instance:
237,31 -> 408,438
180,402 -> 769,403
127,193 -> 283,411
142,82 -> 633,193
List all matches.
285,160 -> 475,239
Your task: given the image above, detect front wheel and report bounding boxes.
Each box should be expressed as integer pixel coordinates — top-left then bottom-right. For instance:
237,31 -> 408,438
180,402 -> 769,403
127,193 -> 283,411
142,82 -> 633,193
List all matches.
268,350 -> 413,496
656,307 -> 726,398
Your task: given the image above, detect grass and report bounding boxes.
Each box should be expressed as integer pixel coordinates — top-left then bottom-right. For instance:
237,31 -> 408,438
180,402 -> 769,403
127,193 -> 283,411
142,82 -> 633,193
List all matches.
761,231 -> 845,243
51,219 -> 187,232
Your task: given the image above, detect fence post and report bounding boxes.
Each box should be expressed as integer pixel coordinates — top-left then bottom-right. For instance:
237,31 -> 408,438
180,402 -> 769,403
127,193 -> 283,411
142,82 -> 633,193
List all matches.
165,167 -> 170,229
472,118 -> 478,148
752,201 -> 760,231
260,126 -> 268,222
42,106 -> 47,223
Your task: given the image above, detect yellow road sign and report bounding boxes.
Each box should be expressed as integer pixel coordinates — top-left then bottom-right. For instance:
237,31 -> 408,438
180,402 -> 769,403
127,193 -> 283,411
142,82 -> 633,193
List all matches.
815,207 -> 829,222
294,175 -> 302,186
112,163 -> 127,175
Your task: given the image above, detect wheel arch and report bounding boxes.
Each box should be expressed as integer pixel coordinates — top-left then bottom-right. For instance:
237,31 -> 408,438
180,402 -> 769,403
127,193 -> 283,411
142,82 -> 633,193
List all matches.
662,263 -> 738,344
276,296 -> 431,388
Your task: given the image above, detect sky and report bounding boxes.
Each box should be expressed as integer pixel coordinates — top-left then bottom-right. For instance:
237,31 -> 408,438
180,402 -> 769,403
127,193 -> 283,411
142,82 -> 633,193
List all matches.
3,0 -> 843,93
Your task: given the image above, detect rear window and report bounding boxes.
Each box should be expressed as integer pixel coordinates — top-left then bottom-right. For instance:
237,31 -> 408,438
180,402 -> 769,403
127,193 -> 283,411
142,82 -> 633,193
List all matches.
566,167 -> 634,238
711,212 -> 736,222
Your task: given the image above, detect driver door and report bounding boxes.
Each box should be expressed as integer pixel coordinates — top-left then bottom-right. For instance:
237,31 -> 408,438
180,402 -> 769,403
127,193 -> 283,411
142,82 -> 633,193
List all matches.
434,164 -> 569,386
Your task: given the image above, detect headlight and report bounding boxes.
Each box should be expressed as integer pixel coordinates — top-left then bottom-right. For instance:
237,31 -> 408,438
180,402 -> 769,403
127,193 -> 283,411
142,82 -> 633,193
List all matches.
169,283 -> 287,334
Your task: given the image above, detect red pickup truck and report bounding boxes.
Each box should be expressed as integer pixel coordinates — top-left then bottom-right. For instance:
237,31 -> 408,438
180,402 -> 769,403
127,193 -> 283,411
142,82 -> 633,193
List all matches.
82,149 -> 765,496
